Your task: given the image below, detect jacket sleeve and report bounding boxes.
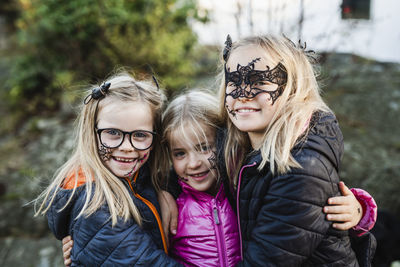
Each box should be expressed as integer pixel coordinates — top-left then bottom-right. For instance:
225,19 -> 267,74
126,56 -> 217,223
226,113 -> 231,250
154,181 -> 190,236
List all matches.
47,188 -> 81,240
238,152 -> 341,266
71,206 -> 182,266
350,188 -> 378,236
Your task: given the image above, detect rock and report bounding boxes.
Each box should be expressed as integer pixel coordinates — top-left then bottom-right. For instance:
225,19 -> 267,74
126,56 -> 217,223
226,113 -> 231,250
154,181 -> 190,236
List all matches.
0,236 -> 63,267
321,53 -> 400,216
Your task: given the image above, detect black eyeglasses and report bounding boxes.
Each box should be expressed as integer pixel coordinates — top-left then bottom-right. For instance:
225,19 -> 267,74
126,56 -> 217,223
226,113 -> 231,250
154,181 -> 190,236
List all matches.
96,128 -> 156,150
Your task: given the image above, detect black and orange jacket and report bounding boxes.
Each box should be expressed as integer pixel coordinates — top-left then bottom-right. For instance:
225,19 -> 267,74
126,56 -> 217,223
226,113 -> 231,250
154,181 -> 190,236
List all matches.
47,163 -> 181,266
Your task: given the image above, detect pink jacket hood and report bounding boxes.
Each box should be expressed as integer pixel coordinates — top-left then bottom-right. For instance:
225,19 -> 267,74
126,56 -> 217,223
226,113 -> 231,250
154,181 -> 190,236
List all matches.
170,180 -> 240,267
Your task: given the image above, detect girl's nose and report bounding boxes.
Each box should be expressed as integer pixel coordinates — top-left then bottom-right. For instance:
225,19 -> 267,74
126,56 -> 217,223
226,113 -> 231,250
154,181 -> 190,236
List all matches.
187,154 -> 202,169
119,135 -> 135,151
238,84 -> 253,102
238,97 -> 250,103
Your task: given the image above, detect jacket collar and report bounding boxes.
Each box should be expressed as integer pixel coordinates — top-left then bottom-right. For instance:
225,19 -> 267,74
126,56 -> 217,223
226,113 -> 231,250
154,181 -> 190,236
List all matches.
178,179 -> 225,203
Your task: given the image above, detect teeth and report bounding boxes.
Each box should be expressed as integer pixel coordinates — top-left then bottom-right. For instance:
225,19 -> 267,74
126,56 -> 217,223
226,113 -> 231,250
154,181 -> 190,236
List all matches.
237,109 -> 256,113
115,157 -> 135,162
189,171 -> 208,177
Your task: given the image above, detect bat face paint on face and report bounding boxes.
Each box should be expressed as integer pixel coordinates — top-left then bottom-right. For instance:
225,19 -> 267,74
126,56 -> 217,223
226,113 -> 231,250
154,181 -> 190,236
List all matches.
224,58 -> 287,116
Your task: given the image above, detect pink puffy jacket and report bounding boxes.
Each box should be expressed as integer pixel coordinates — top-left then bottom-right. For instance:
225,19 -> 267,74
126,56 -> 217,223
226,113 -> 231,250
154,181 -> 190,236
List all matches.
170,180 -> 240,267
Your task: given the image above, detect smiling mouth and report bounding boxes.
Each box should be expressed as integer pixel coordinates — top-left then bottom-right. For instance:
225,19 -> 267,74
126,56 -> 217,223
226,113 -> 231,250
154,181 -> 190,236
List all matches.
235,108 -> 260,113
188,170 -> 209,179
113,156 -> 137,163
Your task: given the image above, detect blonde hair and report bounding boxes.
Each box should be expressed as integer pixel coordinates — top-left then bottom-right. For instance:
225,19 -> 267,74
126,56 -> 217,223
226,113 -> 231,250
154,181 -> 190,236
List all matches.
159,90 -> 222,183
219,35 -> 331,182
35,71 -> 165,226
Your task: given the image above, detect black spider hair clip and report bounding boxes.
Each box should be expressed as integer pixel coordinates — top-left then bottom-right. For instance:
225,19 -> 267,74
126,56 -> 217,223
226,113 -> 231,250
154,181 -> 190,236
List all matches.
223,34 -> 232,62
84,82 -> 111,105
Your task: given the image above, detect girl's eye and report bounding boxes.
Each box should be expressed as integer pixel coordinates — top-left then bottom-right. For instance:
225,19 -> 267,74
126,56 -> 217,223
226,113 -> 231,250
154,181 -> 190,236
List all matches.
105,129 -> 121,136
134,132 -> 145,137
132,131 -> 149,140
226,82 -> 237,93
173,151 -> 185,158
252,81 -> 278,91
254,81 -> 269,86
201,145 -> 211,152
197,144 -> 213,153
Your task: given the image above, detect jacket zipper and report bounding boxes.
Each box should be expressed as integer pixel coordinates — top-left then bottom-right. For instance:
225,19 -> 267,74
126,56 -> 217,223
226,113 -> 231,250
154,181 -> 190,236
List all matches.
236,162 -> 257,260
213,200 -> 228,267
124,173 -> 169,255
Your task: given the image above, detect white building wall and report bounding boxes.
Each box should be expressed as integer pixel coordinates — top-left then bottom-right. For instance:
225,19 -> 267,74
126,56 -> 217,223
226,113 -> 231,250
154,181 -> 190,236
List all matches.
193,0 -> 400,63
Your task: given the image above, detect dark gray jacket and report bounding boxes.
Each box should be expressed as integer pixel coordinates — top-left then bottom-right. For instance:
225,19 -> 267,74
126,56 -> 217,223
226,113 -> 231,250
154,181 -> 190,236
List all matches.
235,112 -> 359,266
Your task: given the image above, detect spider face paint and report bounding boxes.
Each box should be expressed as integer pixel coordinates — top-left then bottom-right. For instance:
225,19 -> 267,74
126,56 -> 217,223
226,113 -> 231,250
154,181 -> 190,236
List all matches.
207,150 -> 218,171
99,145 -> 112,161
224,58 -> 287,116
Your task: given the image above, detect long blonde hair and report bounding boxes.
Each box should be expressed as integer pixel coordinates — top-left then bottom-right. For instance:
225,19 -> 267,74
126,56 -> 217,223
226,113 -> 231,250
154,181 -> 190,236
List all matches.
219,35 -> 331,182
159,90 -> 222,184
35,71 -> 165,226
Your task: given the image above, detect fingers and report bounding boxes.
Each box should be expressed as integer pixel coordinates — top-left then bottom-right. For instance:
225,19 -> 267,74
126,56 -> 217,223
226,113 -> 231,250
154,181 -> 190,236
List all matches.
338,181 -> 352,196
324,205 -> 350,214
325,182 -> 363,229
64,257 -> 71,267
327,195 -> 350,205
326,213 -> 352,222
62,235 -> 71,246
332,222 -> 353,231
62,239 -> 73,253
62,239 -> 73,267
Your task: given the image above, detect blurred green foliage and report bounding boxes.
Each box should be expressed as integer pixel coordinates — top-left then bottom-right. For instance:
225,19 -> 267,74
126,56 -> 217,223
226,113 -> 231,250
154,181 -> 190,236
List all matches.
3,0 -> 208,120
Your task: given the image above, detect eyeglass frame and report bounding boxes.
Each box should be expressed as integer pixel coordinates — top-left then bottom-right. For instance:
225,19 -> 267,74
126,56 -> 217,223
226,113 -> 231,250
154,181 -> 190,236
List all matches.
95,128 -> 156,151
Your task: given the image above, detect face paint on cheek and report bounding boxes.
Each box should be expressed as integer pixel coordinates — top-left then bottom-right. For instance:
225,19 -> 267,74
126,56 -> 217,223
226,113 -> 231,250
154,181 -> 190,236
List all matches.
125,165 -> 137,178
225,104 -> 237,119
99,145 -> 112,161
124,152 -> 149,178
139,152 -> 148,164
207,150 -> 218,171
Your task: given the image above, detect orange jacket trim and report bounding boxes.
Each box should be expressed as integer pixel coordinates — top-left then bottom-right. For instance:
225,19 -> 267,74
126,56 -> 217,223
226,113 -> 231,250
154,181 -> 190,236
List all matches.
124,173 -> 169,254
62,168 -> 88,189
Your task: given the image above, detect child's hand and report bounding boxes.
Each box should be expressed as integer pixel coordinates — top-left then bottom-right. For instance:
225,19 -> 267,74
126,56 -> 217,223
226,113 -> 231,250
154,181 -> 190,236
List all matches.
158,190 -> 178,245
62,235 -> 73,267
323,182 -> 363,230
